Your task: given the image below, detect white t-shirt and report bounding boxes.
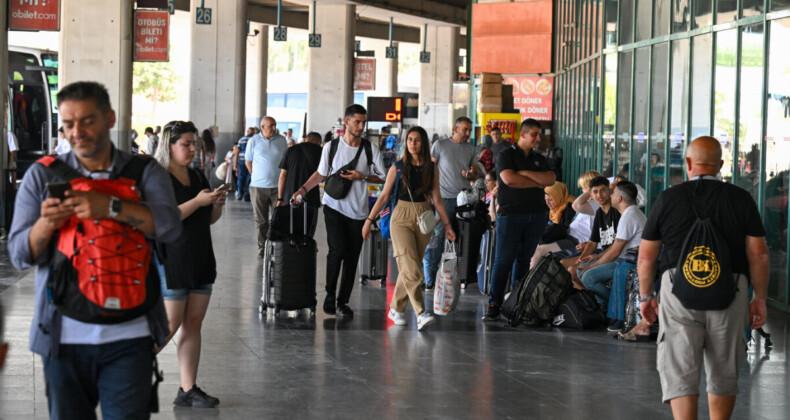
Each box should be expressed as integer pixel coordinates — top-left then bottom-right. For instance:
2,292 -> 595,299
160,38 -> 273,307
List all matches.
7,131 -> 18,152
317,138 -> 386,220
55,138 -> 71,155
615,205 -> 647,258
59,165 -> 150,345
568,200 -> 599,246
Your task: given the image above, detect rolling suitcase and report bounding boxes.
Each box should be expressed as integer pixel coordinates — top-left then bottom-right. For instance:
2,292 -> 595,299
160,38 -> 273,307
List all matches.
476,224 -> 496,295
358,222 -> 389,287
456,216 -> 484,289
260,204 -> 317,316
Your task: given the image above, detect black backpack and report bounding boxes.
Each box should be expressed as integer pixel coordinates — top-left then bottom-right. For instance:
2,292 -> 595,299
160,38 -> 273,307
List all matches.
502,254 -> 572,327
553,289 -> 606,330
671,181 -> 735,310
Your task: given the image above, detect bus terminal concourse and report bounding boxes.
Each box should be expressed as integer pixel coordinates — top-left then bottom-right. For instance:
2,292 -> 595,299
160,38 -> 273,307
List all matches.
0,0 -> 789,419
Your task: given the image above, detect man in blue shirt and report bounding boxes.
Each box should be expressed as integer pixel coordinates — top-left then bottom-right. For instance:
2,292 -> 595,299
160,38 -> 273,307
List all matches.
235,127 -> 255,201
246,116 -> 287,256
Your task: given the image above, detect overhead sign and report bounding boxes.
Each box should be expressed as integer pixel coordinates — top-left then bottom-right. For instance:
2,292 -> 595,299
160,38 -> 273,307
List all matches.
419,51 -> 431,64
196,7 -> 212,24
385,46 -> 398,59
274,26 -> 287,41
367,97 -> 403,122
309,33 -> 322,48
134,10 -> 169,62
353,58 -> 376,91
503,76 -> 554,121
10,0 -> 60,31
168,0 -> 175,14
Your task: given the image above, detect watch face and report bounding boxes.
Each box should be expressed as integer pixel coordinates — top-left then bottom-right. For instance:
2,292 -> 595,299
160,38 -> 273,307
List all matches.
111,197 -> 122,213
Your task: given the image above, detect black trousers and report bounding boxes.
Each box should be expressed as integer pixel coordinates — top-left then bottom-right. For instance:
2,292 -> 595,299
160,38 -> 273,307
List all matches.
323,206 -> 365,305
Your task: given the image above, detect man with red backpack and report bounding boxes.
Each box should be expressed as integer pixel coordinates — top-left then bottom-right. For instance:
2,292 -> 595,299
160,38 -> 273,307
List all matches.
8,81 -> 182,419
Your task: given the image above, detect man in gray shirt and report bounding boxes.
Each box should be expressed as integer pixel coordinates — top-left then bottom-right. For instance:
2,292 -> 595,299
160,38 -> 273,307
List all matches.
423,116 -> 479,288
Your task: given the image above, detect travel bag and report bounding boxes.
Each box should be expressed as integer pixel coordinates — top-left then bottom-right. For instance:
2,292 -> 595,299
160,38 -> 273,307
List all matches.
358,221 -> 389,287
553,289 -> 606,330
501,254 -> 572,327
261,203 -> 317,315
476,224 -> 496,295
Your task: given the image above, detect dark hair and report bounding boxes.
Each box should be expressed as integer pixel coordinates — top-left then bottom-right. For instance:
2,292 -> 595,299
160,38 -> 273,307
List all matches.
162,121 -> 197,144
202,129 -> 216,153
324,131 -> 333,143
589,175 -> 610,189
145,127 -> 154,134
402,126 -> 434,197
306,132 -> 322,143
57,81 -> 112,113
486,170 -> 497,180
615,181 -> 638,205
344,104 -> 367,118
455,116 -> 472,127
490,127 -> 501,133
521,118 -> 541,131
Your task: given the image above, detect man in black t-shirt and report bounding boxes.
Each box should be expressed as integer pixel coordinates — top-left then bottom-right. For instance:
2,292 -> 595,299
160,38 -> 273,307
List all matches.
637,137 -> 769,419
483,119 -> 555,321
276,131 -> 322,236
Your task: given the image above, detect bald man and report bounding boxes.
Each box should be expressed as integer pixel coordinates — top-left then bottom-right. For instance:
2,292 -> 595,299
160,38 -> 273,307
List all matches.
246,116 -> 288,256
636,137 -> 769,419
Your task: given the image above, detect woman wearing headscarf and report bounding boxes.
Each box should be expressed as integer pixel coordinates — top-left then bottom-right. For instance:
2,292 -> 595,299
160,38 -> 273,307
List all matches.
529,181 -> 576,266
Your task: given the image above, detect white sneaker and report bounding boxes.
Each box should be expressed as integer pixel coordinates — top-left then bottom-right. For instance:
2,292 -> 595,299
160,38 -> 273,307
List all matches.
417,312 -> 436,331
388,308 -> 406,326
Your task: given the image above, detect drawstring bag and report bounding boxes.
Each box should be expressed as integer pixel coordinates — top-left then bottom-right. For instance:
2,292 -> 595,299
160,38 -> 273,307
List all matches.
434,240 -> 460,316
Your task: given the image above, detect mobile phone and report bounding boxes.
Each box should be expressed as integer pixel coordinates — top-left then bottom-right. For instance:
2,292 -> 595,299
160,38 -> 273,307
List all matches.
46,181 -> 72,200
216,183 -> 232,192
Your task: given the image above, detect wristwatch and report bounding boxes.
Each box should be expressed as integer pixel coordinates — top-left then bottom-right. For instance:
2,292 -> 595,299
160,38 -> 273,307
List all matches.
108,196 -> 122,219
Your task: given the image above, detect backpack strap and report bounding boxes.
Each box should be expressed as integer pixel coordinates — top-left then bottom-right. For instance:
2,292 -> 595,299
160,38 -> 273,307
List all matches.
118,155 -> 151,183
36,156 -> 83,181
363,139 -> 373,166
328,138 -> 339,173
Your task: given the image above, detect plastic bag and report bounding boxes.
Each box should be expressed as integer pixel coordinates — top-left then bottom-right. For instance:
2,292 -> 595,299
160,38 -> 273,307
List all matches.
434,240 -> 460,316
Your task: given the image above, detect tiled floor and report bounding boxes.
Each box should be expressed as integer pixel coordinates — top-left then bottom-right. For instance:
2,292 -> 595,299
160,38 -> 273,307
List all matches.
0,198 -> 787,419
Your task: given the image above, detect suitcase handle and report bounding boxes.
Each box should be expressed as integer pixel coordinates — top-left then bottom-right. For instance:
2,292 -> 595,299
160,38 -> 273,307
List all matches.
288,201 -> 309,237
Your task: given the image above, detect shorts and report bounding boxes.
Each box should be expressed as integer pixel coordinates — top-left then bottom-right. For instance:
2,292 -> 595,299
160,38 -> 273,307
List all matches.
656,271 -> 749,403
157,258 -> 213,301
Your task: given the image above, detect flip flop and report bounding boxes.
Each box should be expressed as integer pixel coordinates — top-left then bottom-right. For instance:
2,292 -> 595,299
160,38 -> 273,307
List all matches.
619,330 -> 651,342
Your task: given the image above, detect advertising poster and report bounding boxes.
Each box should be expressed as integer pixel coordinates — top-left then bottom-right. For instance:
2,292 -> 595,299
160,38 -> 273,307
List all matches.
134,10 -> 169,62
480,113 -> 521,144
10,0 -> 60,31
353,58 -> 376,91
504,76 -> 554,121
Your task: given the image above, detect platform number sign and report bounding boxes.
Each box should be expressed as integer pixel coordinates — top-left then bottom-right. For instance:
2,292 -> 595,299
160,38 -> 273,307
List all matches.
419,51 -> 431,63
168,0 -> 175,14
274,26 -> 288,41
309,34 -> 322,48
355,41 -> 361,52
196,7 -> 212,25
385,46 -> 398,59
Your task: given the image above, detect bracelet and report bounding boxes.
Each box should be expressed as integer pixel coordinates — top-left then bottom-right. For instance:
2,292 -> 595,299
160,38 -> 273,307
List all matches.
277,198 -> 284,202
638,291 -> 656,303
367,217 -> 375,223
299,186 -> 307,194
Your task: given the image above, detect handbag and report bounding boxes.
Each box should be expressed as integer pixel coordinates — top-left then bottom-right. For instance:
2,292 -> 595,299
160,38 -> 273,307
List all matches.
404,177 -> 436,235
434,240 -> 460,316
324,141 -> 366,199
379,162 -> 402,239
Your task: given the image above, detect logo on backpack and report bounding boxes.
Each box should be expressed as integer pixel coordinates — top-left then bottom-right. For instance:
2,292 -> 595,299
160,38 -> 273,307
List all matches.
682,245 -> 721,288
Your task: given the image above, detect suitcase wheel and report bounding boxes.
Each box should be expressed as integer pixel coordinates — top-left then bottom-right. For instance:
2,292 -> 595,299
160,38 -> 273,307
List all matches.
359,275 -> 369,285
379,277 -> 387,288
461,282 -> 467,290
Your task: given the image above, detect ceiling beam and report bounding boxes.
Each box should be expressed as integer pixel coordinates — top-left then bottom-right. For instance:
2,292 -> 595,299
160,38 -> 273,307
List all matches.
353,0 -> 467,26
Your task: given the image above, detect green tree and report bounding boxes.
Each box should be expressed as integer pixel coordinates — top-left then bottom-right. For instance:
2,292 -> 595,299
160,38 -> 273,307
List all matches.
133,60 -> 181,119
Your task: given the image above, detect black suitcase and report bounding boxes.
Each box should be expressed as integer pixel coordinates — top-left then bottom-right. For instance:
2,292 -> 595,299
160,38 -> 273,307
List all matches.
261,204 -> 317,316
358,222 -> 388,287
456,216 -> 485,288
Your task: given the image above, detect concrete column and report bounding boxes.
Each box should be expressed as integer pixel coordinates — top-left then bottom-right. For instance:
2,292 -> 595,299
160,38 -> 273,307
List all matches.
60,0 -> 134,151
307,4 -> 355,133
0,0 -> 7,201
189,0 -> 246,168
245,23 -> 268,130
419,25 -> 459,130
371,40 -> 398,98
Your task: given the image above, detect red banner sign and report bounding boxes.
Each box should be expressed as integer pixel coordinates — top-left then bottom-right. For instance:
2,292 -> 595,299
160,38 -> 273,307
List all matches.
134,10 -> 169,62
504,76 -> 554,121
353,58 -> 376,91
10,0 -> 61,31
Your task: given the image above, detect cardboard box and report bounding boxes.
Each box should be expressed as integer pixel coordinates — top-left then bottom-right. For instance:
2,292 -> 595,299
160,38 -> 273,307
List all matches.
480,95 -> 503,106
481,83 -> 503,97
502,84 -> 514,109
480,104 -> 502,113
480,72 -> 503,84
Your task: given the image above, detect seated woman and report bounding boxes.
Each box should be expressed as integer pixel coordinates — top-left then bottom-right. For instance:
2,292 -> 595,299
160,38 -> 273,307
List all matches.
484,170 -> 498,223
529,182 -> 575,267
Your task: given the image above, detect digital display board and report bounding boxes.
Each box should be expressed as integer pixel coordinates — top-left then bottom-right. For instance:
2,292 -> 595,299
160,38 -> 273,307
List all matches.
367,97 -> 403,122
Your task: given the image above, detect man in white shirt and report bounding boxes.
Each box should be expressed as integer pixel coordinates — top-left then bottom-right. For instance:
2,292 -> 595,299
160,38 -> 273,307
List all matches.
144,127 -> 158,156
578,181 -> 646,306
294,104 -> 385,317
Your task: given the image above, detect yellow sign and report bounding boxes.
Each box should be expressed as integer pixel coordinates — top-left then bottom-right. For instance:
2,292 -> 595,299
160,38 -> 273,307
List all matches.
480,113 -> 521,144
682,246 -> 721,288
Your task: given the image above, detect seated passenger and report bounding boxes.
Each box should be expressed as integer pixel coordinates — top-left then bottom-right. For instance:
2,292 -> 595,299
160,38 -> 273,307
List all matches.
532,171 -> 600,266
528,182 -> 575,263
578,181 -> 646,307
484,170 -> 498,223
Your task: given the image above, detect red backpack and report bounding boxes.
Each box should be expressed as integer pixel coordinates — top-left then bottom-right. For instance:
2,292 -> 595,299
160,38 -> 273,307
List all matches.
38,155 -> 161,324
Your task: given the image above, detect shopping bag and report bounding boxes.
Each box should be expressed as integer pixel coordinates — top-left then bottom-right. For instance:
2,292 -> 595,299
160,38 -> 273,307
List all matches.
434,240 -> 460,316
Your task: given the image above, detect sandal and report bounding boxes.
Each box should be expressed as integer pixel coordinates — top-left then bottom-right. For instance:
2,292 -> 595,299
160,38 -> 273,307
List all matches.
618,329 -> 651,342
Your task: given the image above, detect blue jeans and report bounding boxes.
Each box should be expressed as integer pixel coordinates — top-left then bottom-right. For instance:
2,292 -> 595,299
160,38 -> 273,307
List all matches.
422,198 -> 456,287
607,260 -> 636,321
42,337 -> 154,420
237,161 -> 251,200
489,212 -> 547,306
580,259 -> 623,306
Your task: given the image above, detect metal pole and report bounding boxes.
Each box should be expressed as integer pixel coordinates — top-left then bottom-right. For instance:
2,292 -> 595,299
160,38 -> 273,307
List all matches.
423,24 -> 427,51
389,17 -> 393,48
312,1 -> 316,35
277,0 -> 282,28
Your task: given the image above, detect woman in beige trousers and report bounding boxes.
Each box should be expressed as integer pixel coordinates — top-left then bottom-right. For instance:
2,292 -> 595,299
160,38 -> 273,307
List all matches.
363,126 -> 456,331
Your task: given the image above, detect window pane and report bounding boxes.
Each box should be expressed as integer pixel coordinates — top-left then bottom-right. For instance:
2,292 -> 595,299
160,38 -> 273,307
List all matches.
764,18 -> 790,304
286,93 -> 307,109
772,0 -> 790,12
605,0 -> 618,47
619,0 -> 634,45
635,1 -> 652,42
690,34 -> 712,141
669,39 -> 690,186
649,43 -> 669,205
603,53 -> 617,177
673,0 -> 690,33
717,0 -> 737,24
617,51 -> 633,178
694,0 -> 713,28
654,0 -> 670,37
632,47 -> 650,187
267,93 -> 286,108
713,29 -> 737,182
741,0 -> 761,18
736,23 -> 763,198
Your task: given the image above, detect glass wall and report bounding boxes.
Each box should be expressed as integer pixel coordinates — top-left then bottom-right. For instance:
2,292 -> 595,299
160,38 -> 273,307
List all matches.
554,0 -> 790,309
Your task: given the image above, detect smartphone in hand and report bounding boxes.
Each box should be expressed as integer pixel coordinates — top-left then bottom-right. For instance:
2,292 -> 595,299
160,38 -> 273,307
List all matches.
216,183 -> 232,192
46,182 -> 72,200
